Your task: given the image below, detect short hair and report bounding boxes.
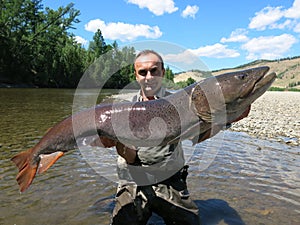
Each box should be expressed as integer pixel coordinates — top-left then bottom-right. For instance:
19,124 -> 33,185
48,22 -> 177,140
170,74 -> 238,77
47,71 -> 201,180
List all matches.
134,49 -> 164,69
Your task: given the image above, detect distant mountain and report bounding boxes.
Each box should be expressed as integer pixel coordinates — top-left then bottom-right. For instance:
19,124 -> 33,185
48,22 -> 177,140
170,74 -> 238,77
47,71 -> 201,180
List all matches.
175,56 -> 300,90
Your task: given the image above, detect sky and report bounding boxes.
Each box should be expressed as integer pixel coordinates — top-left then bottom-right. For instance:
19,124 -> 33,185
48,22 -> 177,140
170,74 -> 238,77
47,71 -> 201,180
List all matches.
42,0 -> 300,71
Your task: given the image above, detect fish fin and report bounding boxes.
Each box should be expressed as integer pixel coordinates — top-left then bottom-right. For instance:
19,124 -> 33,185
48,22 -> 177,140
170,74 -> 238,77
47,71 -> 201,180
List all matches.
232,105 -> 251,123
11,149 -> 38,192
37,151 -> 64,174
191,125 -> 223,145
167,121 -> 204,145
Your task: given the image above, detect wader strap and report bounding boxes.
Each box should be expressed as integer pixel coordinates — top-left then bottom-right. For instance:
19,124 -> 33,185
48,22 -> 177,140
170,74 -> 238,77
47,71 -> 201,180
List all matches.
134,186 -> 156,222
138,185 -> 156,201
181,165 -> 189,184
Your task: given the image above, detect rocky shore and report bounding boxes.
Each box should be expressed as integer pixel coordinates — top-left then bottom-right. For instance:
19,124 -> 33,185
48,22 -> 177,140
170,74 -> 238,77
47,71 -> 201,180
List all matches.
229,91 -> 300,146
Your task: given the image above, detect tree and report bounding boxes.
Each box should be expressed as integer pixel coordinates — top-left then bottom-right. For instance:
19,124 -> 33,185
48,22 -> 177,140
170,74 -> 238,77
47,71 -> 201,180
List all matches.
175,77 -> 196,89
88,29 -> 109,60
0,0 -> 44,82
0,0 -> 83,87
162,66 -> 175,88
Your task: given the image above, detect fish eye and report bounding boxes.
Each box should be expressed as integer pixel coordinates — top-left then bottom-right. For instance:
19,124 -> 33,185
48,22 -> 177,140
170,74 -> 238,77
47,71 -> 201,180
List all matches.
236,73 -> 248,80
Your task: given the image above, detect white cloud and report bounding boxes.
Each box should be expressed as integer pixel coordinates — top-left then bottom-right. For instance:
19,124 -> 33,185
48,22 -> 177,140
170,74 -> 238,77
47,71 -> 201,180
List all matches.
127,0 -> 178,16
241,34 -> 297,60
84,19 -> 162,42
163,50 -> 199,65
221,28 -> 249,43
248,1 -> 300,31
285,0 -> 300,19
157,45 -> 239,69
189,43 -> 240,58
269,19 -> 292,29
294,22 -> 300,32
181,5 -> 199,19
249,6 -> 284,30
85,19 -> 105,33
74,36 -> 88,46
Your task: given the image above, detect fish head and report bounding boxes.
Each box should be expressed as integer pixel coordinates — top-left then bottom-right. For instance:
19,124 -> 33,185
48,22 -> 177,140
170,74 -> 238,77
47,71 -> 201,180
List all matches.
216,66 -> 273,102
191,66 -> 276,124
222,66 -> 276,122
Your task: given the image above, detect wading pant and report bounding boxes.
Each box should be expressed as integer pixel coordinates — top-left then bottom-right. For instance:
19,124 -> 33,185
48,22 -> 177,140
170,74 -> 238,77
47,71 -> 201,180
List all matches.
111,168 -> 201,225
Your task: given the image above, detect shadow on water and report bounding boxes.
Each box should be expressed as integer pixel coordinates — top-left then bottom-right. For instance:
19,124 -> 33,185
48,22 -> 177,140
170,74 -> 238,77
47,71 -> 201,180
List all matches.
90,196 -> 245,225
196,199 -> 245,225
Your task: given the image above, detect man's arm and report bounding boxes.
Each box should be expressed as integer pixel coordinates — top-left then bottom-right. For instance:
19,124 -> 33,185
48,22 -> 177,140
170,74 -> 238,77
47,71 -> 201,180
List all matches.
90,136 -> 137,164
116,142 -> 137,164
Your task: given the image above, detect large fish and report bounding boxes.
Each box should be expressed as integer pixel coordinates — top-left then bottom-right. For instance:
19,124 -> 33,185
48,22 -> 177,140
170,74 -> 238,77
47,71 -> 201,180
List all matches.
11,66 -> 276,192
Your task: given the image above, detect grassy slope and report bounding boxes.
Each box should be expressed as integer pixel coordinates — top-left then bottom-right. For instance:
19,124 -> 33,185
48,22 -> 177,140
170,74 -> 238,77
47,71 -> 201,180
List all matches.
175,57 -> 300,89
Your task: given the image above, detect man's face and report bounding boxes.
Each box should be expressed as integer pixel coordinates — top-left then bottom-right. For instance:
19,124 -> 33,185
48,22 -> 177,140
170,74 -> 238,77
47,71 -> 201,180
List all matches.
134,53 -> 165,98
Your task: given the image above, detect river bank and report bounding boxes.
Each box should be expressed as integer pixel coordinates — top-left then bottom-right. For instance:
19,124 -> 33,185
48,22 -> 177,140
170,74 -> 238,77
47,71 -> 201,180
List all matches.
0,82 -> 37,88
229,91 -> 300,146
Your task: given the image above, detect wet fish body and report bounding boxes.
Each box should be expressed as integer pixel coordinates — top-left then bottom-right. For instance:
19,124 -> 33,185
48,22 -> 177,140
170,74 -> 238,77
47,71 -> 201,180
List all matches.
11,66 -> 276,192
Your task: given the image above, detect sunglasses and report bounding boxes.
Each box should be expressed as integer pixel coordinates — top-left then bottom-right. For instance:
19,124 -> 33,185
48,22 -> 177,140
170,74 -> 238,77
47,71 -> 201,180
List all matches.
137,67 -> 161,77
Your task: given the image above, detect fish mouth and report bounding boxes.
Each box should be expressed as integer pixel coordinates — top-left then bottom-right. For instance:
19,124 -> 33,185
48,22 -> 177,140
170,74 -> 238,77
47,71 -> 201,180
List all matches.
252,71 -> 276,94
240,67 -> 276,100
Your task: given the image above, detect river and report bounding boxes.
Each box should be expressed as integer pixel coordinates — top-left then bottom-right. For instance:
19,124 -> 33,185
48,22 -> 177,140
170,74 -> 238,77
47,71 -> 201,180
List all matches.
0,88 -> 299,225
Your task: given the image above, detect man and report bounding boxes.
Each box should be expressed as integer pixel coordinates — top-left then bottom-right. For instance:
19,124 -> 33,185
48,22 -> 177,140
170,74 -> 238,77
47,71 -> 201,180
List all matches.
111,50 -> 201,225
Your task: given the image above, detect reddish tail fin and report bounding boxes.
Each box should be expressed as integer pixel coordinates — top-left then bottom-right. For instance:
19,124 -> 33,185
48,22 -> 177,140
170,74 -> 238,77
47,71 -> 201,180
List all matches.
11,150 -> 64,192
37,151 -> 64,174
11,149 -> 37,192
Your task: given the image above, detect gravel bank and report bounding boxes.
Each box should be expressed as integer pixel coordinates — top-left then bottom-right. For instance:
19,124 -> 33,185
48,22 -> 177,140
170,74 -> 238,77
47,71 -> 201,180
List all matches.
230,91 -> 300,146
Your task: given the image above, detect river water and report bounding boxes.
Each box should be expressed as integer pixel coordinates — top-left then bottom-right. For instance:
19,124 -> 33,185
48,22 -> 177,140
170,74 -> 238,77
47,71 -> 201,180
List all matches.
0,88 -> 299,225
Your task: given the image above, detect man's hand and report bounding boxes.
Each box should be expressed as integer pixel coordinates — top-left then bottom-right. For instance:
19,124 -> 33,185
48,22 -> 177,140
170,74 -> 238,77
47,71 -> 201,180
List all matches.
116,142 -> 137,164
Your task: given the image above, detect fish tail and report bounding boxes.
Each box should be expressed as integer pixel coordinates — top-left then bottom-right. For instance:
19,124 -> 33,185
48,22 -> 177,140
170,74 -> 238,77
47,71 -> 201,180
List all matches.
11,149 -> 37,192
11,149 -> 64,192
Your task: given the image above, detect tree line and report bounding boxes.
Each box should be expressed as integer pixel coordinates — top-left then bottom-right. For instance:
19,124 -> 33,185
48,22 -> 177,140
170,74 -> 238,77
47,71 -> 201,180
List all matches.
0,0 -> 188,89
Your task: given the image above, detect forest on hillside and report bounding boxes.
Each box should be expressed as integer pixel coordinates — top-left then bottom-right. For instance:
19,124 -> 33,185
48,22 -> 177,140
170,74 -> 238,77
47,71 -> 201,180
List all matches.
1,0 -> 193,88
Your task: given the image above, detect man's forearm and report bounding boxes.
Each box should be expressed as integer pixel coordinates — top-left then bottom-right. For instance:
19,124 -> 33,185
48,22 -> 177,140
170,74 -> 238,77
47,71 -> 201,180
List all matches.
116,142 -> 137,164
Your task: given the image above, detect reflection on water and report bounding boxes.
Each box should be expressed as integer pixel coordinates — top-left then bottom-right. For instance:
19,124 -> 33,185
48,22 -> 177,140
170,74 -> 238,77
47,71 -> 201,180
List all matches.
0,89 -> 299,225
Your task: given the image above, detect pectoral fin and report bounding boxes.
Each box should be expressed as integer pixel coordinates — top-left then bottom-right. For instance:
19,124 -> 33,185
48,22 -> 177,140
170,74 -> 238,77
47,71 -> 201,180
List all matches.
232,105 -> 251,123
37,151 -> 64,174
191,125 -> 223,145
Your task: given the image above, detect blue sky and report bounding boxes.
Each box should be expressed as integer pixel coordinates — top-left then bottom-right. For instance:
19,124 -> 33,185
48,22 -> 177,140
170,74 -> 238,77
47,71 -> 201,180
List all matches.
42,0 -> 300,71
